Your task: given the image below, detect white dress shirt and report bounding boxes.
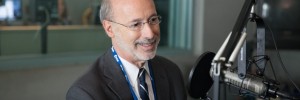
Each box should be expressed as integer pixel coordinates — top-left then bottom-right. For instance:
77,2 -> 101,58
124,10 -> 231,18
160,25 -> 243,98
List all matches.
119,56 -> 154,100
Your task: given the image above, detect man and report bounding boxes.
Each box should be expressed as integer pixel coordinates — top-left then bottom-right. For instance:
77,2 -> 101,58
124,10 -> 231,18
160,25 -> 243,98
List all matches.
66,0 -> 187,99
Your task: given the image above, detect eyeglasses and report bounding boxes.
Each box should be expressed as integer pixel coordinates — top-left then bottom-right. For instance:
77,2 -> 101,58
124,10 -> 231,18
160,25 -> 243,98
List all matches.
107,15 -> 162,31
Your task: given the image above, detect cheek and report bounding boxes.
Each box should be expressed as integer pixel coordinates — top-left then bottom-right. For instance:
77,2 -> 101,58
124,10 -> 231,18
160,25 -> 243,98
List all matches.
119,31 -> 141,44
153,26 -> 161,36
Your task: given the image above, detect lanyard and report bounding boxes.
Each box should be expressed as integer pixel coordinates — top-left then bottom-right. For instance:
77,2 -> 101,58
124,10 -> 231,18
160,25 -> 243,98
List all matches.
111,47 -> 157,100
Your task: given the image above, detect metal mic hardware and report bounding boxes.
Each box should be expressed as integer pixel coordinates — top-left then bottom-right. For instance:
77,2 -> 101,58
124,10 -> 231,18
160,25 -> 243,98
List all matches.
222,70 -> 299,99
223,70 -> 268,96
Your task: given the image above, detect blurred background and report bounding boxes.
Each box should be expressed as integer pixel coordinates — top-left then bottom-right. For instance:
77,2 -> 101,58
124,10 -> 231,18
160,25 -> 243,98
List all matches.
0,0 -> 300,100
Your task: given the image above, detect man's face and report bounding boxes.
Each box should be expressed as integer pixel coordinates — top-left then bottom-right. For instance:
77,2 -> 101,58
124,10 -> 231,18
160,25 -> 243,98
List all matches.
110,0 -> 160,62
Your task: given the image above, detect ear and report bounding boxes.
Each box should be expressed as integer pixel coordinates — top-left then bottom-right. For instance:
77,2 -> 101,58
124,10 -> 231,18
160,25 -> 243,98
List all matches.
102,20 -> 114,38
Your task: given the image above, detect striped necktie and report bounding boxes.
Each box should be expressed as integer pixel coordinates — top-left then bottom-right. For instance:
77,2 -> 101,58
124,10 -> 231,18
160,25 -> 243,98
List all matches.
138,68 -> 149,100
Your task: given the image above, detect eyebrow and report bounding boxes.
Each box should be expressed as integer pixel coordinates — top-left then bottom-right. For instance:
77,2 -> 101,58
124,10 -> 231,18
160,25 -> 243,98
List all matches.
130,18 -> 143,23
128,13 -> 158,23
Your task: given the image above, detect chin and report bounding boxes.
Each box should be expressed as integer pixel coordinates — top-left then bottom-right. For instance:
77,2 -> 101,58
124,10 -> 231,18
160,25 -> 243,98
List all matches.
136,52 -> 156,61
145,51 -> 156,59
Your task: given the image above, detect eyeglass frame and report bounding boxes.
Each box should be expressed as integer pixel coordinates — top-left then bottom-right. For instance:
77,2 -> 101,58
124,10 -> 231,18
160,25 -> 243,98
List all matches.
106,15 -> 162,31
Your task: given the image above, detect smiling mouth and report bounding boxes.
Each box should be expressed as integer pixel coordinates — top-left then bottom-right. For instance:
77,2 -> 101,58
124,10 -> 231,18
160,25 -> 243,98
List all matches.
138,40 -> 156,51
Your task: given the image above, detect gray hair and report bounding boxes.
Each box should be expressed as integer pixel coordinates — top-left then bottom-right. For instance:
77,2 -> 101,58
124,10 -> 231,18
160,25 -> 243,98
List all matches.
99,0 -> 113,22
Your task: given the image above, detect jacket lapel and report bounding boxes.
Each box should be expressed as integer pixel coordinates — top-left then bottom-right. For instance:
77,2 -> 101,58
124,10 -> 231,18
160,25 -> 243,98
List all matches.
102,50 -> 134,99
149,59 -> 170,100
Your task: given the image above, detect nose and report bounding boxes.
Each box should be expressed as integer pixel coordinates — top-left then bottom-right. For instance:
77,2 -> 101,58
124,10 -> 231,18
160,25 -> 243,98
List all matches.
141,23 -> 159,39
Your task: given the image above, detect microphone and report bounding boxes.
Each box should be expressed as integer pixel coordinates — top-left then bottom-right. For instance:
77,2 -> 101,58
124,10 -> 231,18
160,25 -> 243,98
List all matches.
222,69 -> 267,95
188,52 -> 298,99
221,69 -> 298,99
221,69 -> 299,99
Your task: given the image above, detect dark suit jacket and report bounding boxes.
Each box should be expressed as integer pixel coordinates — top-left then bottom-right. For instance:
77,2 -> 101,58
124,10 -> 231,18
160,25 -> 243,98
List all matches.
66,49 -> 187,100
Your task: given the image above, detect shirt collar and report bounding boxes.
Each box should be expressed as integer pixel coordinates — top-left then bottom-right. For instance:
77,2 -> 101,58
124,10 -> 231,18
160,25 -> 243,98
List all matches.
118,56 -> 150,82
118,56 -> 153,99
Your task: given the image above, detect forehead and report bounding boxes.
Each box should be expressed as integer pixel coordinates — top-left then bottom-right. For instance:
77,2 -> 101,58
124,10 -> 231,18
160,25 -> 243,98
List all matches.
111,0 -> 157,21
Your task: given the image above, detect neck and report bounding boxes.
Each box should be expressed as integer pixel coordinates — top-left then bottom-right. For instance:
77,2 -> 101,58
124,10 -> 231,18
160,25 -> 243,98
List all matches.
135,61 -> 146,68
122,55 -> 146,68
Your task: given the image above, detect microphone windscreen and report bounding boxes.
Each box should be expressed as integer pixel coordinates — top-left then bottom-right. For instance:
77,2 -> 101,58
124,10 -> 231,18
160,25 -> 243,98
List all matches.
188,51 -> 215,99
